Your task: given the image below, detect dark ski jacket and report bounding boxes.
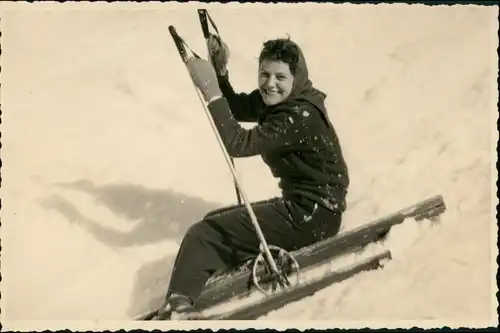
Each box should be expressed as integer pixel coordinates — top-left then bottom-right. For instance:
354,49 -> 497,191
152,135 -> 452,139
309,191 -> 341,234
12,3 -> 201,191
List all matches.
207,48 -> 349,213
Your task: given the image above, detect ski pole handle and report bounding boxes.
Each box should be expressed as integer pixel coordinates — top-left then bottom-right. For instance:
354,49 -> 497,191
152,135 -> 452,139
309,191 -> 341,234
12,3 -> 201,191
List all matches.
168,26 -> 189,64
169,25 -> 202,63
198,9 -> 221,38
198,9 -> 210,39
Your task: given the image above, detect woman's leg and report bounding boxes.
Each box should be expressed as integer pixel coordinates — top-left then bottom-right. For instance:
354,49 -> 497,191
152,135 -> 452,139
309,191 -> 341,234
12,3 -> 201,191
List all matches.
166,198 -> 297,301
162,196 -> 343,317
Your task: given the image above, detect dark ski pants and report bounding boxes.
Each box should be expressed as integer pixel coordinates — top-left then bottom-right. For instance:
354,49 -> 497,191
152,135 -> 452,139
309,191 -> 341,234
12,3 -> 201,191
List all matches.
166,196 -> 343,303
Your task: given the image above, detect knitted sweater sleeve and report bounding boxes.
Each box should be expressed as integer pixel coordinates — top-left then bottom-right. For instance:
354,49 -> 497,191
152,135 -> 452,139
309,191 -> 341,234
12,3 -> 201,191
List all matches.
207,96 -> 310,158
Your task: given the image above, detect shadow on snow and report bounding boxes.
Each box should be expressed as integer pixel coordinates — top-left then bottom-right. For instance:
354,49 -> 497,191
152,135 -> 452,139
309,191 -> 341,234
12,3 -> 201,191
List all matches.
40,179 -> 222,318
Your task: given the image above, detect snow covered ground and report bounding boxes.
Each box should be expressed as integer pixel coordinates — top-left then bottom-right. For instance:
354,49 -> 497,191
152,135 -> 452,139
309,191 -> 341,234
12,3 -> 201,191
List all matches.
1,2 -> 497,331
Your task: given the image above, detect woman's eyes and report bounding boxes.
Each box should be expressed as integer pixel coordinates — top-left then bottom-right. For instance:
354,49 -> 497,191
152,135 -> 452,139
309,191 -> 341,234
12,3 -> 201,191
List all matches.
260,73 -> 287,80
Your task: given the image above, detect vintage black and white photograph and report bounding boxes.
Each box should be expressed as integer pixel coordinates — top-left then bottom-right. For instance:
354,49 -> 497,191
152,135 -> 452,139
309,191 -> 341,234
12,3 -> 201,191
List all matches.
0,1 -> 498,331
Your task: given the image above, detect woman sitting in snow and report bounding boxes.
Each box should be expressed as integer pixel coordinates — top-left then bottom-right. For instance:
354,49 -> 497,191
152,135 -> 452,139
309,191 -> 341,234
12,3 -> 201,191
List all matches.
157,35 -> 350,320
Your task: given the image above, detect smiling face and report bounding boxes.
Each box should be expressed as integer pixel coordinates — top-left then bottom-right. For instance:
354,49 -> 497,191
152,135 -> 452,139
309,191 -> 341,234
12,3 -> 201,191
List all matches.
258,60 -> 295,106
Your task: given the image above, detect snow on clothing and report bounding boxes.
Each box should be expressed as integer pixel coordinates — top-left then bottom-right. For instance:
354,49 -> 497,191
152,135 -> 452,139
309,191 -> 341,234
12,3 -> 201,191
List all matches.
165,44 -> 349,305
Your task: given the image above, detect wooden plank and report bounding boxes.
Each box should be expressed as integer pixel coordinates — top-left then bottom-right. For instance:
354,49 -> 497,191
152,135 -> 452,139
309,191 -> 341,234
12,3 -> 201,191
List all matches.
205,250 -> 392,320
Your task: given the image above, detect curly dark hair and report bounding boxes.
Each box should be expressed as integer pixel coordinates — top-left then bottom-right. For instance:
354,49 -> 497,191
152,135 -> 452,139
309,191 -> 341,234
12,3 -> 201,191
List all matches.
258,37 -> 300,76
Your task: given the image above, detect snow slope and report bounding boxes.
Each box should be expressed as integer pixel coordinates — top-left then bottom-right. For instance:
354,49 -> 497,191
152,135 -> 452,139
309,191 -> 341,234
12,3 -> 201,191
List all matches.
1,2 -> 497,330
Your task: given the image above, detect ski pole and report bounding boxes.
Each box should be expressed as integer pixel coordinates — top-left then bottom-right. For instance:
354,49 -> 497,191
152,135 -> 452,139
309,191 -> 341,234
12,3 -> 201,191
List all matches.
168,25 -> 282,278
197,9 -> 242,206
